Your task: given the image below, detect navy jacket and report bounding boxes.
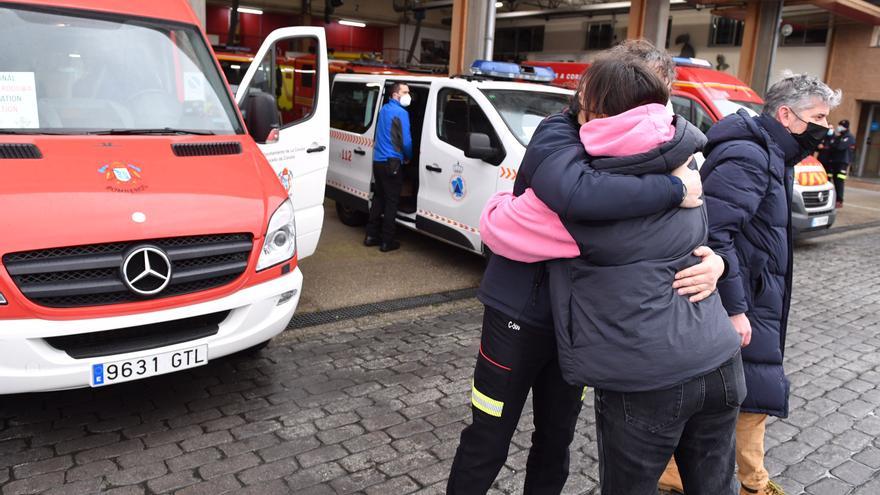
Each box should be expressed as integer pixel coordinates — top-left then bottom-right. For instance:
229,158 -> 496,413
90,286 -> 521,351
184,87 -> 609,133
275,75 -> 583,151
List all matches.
374,99 -> 412,162
549,117 -> 740,391
827,131 -> 856,165
478,111 -> 685,328
702,110 -> 798,418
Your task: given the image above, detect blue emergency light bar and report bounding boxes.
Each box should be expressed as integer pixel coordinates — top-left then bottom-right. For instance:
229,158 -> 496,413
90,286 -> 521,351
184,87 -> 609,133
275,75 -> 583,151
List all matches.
470,60 -> 556,83
672,57 -> 713,68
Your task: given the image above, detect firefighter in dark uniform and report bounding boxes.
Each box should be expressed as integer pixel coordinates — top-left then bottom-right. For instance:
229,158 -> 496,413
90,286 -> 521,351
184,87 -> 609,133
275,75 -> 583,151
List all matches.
821,119 -> 856,207
365,82 -> 412,252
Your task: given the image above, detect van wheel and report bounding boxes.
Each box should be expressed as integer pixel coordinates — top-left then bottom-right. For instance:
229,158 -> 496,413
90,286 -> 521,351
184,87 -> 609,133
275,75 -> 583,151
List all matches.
336,202 -> 369,227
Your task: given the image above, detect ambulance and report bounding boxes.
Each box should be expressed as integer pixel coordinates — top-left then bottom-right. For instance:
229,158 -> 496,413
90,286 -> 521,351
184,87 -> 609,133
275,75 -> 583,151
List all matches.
527,57 -> 837,235
0,0 -> 329,393
327,61 -> 570,255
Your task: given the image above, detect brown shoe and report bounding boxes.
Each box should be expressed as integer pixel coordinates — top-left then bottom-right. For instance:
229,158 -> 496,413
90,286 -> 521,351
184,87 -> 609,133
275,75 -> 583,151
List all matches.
740,480 -> 786,495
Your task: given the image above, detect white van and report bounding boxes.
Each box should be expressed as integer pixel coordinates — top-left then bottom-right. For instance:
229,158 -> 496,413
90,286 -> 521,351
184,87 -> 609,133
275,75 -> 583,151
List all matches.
326,62 -> 571,255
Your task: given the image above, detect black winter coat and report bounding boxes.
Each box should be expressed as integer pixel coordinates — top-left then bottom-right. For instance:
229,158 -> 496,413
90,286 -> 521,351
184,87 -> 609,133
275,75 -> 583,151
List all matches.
549,116 -> 740,392
702,110 -> 800,418
478,111 -> 685,328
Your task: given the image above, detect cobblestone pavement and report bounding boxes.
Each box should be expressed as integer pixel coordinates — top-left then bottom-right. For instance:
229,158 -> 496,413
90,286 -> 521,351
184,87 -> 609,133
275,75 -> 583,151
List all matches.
2,227 -> 880,495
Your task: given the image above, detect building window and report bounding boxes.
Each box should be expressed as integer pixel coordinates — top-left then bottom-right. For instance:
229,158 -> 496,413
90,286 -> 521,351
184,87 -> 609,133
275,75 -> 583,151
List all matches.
781,20 -> 829,46
584,23 -> 614,50
709,16 -> 744,47
870,26 -> 880,47
494,26 -> 544,62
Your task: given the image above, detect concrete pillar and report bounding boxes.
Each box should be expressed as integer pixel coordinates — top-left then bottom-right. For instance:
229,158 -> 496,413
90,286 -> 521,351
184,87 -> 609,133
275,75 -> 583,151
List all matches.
449,0 -> 491,75
739,0 -> 783,96
627,0 -> 670,49
187,0 -> 206,28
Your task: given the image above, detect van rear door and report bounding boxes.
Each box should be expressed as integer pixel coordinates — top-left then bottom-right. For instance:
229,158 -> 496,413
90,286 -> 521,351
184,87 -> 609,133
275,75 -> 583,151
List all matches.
235,27 -> 329,260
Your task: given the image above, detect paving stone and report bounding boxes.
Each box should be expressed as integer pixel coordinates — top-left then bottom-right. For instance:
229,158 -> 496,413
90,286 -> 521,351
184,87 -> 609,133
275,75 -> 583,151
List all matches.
166,447 -> 223,472
146,470 -> 200,493
43,478 -> 104,495
198,453 -> 261,479
831,460 -> 876,486
66,459 -> 118,482
296,444 -> 347,469
116,443 -> 183,469
175,474 -> 241,495
12,455 -> 73,479
1,472 -> 65,495
365,475 -> 420,495
237,457 -> 299,485
805,476 -> 854,495
105,461 -> 168,485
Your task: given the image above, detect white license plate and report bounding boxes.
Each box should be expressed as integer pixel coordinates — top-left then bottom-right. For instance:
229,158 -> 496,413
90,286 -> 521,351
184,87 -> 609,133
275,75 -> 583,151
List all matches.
90,345 -> 208,387
811,216 -> 829,227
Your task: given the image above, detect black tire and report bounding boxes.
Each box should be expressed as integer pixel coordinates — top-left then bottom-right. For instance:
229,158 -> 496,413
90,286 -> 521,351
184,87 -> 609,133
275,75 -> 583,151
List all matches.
336,201 -> 369,227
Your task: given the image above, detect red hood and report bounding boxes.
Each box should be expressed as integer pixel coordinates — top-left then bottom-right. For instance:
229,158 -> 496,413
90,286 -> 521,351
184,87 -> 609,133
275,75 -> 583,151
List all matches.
0,136 -> 285,255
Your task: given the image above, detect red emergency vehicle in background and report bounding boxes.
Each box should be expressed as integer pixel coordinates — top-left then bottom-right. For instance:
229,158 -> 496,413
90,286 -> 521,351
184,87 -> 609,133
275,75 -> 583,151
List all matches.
524,57 -> 837,235
216,49 -> 411,122
0,0 -> 330,393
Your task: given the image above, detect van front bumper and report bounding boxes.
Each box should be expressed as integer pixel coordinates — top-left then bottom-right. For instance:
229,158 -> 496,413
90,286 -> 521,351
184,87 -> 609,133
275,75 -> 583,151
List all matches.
0,268 -> 302,395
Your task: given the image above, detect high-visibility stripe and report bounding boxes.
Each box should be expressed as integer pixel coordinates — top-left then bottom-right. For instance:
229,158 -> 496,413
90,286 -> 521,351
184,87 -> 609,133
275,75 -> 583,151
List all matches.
837,173 -> 847,180
471,381 -> 504,417
581,386 -> 589,401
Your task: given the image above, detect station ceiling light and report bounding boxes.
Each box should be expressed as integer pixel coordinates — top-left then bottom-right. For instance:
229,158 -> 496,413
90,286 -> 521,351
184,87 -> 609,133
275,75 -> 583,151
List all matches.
236,6 -> 263,15
495,1 -> 504,7
339,19 -> 367,28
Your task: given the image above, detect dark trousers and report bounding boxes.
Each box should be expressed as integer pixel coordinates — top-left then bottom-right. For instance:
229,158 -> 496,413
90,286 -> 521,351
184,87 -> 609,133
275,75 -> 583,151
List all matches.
366,159 -> 403,243
828,162 -> 848,202
594,352 -> 745,495
447,307 -> 584,495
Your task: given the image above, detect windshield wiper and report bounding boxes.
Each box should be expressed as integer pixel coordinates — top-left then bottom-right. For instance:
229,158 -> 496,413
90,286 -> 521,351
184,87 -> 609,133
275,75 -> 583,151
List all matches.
87,128 -> 216,136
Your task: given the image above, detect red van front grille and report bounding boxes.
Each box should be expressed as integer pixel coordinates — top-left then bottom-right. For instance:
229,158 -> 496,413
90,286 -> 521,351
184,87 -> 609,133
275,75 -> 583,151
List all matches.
3,234 -> 252,308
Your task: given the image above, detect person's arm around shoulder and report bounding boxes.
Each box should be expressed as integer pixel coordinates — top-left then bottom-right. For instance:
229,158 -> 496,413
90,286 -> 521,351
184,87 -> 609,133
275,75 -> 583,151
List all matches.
525,129 -> 701,222
480,189 -> 579,263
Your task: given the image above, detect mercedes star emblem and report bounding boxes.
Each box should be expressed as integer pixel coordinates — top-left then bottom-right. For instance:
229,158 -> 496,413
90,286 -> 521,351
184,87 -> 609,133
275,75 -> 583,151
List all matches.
121,246 -> 172,296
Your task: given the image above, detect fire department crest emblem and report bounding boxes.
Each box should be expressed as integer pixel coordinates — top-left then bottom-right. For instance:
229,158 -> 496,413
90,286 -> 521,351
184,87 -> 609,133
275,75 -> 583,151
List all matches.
98,162 -> 145,192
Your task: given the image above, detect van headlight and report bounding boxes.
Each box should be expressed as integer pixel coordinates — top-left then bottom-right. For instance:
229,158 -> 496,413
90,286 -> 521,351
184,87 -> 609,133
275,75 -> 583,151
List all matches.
257,199 -> 297,271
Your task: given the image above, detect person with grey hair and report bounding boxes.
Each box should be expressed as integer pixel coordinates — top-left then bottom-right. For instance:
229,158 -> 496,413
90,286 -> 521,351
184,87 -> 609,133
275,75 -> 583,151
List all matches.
659,73 -> 840,495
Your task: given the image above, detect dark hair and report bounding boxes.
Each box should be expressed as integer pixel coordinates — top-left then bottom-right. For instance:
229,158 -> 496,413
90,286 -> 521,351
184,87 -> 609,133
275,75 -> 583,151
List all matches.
569,39 -> 674,117
577,56 -> 669,118
390,82 -> 408,97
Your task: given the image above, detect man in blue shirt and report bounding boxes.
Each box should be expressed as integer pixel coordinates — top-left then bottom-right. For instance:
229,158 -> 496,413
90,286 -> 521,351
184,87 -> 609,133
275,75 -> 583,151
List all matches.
365,82 -> 413,252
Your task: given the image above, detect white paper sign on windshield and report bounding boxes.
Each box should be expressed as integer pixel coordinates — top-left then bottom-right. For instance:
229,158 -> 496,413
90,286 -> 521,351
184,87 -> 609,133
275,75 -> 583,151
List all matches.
183,72 -> 207,101
0,72 -> 39,129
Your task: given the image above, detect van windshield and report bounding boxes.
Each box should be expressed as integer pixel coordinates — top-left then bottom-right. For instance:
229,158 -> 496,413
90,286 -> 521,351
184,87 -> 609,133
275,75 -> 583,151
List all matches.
481,89 -> 571,146
0,6 -> 242,135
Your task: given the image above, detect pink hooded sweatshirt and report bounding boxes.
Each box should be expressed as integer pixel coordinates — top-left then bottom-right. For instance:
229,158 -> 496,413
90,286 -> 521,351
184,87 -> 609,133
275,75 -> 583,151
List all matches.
480,103 -> 676,262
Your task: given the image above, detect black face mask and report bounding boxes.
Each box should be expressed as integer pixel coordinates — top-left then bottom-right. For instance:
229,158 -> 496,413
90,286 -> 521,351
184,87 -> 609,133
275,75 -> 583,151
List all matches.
788,110 -> 829,161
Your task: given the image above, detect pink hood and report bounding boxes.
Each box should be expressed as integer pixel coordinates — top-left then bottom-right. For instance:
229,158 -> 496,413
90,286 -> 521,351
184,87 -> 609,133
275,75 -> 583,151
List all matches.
579,103 -> 675,157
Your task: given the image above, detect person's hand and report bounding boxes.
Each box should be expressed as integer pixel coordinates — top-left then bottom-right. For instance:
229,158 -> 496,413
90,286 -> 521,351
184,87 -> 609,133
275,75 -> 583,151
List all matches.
671,158 -> 703,209
673,246 -> 725,302
729,313 -> 752,347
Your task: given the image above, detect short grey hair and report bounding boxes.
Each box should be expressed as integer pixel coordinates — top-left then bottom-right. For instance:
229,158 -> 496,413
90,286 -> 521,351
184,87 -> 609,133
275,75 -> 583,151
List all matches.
605,40 -> 676,85
763,72 -> 841,117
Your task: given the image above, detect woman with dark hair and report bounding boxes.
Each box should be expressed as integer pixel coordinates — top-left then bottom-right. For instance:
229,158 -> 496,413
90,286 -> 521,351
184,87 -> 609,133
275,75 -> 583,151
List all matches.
447,41 -> 730,495
480,55 -> 744,494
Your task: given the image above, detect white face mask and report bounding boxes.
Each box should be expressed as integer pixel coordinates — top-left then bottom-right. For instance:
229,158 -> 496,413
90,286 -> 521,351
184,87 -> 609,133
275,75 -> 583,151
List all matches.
399,94 -> 412,108
837,126 -> 846,134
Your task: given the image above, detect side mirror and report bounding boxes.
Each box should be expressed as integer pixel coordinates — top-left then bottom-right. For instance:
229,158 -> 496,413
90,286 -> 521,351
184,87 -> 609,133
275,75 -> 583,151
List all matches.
465,132 -> 498,162
242,88 -> 281,144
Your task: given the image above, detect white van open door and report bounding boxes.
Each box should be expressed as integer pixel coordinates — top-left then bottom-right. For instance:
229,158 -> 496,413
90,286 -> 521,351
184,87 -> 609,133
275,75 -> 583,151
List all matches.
235,27 -> 329,260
